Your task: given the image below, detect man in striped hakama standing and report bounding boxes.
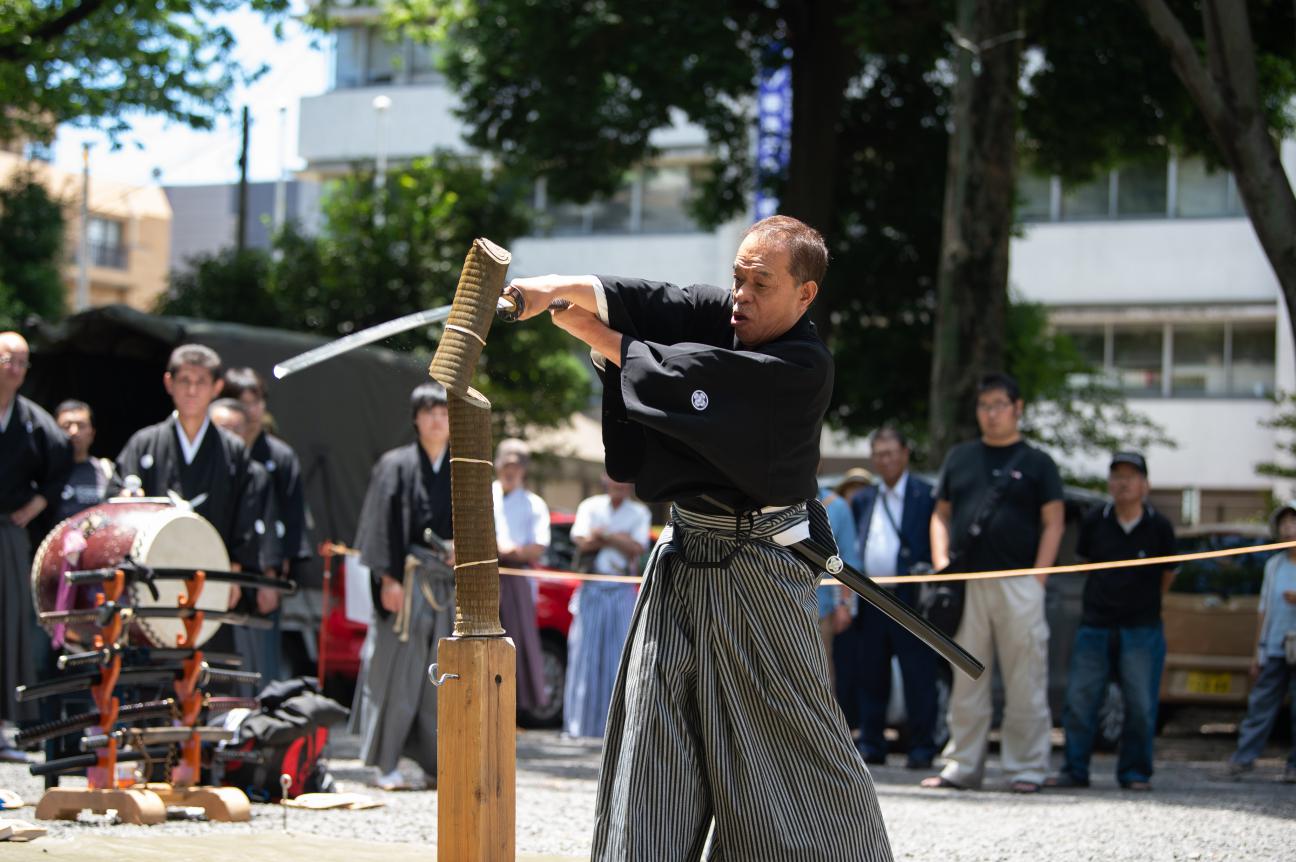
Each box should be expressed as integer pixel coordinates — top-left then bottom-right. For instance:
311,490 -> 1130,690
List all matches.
505,215 -> 893,861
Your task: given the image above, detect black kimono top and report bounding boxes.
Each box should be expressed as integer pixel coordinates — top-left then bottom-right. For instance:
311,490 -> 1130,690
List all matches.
595,276 -> 832,509
352,443 -> 453,617
110,415 -> 263,571
249,431 -> 312,564
1,395 -> 72,516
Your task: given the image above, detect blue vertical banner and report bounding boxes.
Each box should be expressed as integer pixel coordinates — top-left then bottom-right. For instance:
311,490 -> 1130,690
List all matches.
754,61 -> 792,222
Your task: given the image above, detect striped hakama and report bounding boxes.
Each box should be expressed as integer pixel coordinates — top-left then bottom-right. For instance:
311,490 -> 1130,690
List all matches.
592,504 -> 893,862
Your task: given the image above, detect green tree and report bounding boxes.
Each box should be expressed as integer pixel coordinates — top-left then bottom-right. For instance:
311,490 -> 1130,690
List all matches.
0,0 -> 290,143
159,152 -> 590,434
1255,392 -> 1296,481
370,0 -> 1290,456
0,168 -> 65,328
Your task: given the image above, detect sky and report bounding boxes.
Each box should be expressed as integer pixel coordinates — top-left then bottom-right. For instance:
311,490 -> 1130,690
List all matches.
50,5 -> 329,188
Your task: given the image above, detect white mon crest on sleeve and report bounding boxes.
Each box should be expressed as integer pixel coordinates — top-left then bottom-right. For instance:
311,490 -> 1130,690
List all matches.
691,390 -> 709,411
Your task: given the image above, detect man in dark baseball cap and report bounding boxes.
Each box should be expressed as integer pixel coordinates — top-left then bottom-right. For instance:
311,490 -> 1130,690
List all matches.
1048,450 -> 1176,791
1110,451 -> 1148,476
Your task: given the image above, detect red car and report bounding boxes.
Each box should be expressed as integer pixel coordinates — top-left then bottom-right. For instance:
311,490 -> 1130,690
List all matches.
315,513 -> 583,727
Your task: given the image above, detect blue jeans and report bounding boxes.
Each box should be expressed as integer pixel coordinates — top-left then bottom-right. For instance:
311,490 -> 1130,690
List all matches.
1061,624 -> 1166,784
1231,656 -> 1296,768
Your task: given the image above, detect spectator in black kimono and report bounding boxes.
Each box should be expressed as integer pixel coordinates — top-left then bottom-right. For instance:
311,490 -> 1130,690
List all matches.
350,382 -> 455,790
110,344 -> 265,598
1,331 -> 72,761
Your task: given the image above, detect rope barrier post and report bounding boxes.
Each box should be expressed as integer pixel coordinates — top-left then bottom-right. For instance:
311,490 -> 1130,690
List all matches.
429,237 -> 515,862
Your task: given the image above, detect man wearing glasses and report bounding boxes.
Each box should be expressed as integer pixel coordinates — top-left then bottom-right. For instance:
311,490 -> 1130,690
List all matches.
921,372 -> 1064,794
0,332 -> 72,762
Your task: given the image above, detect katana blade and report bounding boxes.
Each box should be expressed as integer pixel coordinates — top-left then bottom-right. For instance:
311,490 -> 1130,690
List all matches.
81,726 -> 236,751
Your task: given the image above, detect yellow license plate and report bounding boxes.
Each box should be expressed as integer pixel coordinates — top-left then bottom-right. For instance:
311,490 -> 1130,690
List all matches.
1185,671 -> 1232,695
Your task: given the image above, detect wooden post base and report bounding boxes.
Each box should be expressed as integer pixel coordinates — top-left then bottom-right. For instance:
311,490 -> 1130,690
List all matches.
34,787 -> 166,824
145,783 -> 252,822
437,636 -> 516,862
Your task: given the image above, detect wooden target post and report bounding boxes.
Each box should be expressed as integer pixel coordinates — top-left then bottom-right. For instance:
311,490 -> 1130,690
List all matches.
428,238 -> 515,862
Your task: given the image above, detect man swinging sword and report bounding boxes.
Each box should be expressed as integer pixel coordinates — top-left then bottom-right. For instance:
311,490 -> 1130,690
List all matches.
505,216 -> 896,861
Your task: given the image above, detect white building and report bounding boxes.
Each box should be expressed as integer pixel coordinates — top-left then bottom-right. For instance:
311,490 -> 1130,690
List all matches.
298,4 -> 1292,523
1012,148 -> 1296,523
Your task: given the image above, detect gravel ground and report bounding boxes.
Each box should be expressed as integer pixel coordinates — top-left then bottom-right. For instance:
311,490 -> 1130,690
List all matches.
2,715 -> 1292,860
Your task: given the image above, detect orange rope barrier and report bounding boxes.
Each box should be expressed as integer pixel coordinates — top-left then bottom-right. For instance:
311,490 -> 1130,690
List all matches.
320,538 -> 1296,587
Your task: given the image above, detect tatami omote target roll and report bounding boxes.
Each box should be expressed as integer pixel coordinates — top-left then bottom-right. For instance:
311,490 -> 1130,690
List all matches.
428,237 -> 516,862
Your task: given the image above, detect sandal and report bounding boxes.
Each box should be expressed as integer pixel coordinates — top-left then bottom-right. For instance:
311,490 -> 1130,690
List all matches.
1010,780 -> 1041,794
920,775 -> 965,790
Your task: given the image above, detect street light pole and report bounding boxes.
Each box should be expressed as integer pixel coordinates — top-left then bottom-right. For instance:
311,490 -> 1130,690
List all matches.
273,104 -> 288,235
76,143 -> 90,312
372,94 -> 391,228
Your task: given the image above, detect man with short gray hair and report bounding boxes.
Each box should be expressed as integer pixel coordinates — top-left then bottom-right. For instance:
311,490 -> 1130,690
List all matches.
0,331 -> 71,761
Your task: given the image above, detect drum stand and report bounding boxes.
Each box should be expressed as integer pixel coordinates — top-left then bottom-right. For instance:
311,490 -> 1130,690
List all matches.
34,570 -> 251,824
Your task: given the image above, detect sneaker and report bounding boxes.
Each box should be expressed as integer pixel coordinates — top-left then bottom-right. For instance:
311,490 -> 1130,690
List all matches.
375,768 -> 409,791
1283,765 -> 1296,784
1226,760 -> 1253,779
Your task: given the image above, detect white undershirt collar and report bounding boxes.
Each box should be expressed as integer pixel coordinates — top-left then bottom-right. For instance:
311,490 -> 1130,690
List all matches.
172,411 -> 210,465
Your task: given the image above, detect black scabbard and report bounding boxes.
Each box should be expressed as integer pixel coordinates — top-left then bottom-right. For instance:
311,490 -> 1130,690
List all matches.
697,495 -> 986,681
29,746 -> 172,778
788,537 -> 984,680
13,699 -> 177,747
65,565 -> 297,595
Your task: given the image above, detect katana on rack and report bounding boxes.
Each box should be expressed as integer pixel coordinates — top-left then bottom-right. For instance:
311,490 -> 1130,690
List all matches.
39,602 -> 276,631
58,645 -> 244,671
64,560 -> 297,596
15,662 -> 261,703
13,696 -> 257,747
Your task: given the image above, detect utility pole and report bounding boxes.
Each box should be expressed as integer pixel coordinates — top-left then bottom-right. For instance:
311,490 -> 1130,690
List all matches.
76,143 -> 90,312
236,105 -> 250,252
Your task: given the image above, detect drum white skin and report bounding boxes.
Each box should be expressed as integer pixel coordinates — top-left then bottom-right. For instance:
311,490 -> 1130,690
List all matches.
31,499 -> 232,648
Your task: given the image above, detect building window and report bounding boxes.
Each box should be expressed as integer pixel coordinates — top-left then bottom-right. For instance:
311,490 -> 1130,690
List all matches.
1116,158 -> 1168,219
332,26 -> 442,89
1060,174 -> 1110,221
1171,324 -> 1226,396
1021,152 -> 1245,224
87,217 -> 126,269
1058,319 -> 1275,399
1112,325 -> 1163,397
533,161 -> 703,237
1016,170 -> 1052,223
1231,320 -> 1276,397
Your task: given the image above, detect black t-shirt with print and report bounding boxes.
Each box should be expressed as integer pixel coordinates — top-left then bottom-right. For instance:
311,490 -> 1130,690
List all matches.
936,439 -> 1064,572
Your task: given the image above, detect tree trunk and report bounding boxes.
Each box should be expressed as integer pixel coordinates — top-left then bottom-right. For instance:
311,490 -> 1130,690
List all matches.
783,0 -> 853,341
1136,0 -> 1296,368
928,0 -> 1023,463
